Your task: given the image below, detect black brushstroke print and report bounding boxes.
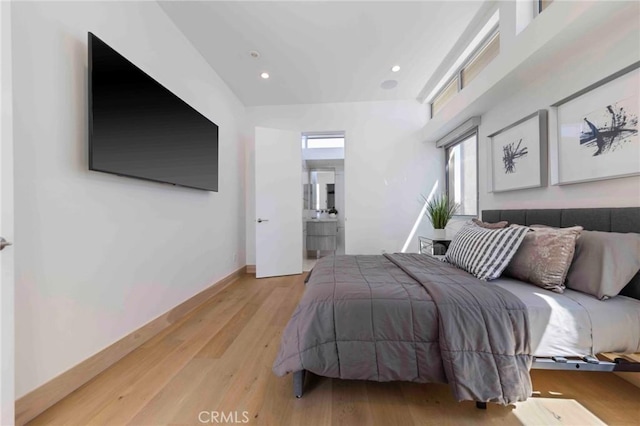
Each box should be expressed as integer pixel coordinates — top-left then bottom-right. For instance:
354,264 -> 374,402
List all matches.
502,139 -> 528,174
580,103 -> 638,156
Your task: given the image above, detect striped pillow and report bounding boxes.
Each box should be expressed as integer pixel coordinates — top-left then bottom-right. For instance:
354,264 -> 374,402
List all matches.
445,222 -> 530,281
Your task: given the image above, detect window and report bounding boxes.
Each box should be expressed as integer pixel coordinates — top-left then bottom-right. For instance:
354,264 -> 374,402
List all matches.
445,132 -> 477,216
306,137 -> 344,149
302,134 -> 345,149
432,30 -> 500,116
432,76 -> 459,117
426,10 -> 500,117
461,31 -> 500,88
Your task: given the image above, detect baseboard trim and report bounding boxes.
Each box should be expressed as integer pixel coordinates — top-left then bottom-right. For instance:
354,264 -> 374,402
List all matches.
15,265 -> 246,426
246,264 -> 256,274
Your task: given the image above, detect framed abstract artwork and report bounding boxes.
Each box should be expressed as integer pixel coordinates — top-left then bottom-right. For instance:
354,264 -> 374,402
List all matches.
488,110 -> 548,192
552,64 -> 639,185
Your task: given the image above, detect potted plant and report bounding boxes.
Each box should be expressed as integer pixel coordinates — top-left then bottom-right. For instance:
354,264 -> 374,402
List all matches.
423,194 -> 458,239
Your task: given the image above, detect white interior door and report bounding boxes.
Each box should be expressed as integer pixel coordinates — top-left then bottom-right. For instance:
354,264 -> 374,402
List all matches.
0,2 -> 15,423
255,127 -> 302,278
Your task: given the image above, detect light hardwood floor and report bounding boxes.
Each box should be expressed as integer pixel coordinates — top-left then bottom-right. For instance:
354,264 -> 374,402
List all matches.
29,273 -> 640,425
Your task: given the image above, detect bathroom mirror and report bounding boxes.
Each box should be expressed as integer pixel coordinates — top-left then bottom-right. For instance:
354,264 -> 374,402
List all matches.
307,170 -> 335,210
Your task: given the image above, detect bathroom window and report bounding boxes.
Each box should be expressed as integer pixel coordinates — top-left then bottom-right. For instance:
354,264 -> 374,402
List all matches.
302,134 -> 345,149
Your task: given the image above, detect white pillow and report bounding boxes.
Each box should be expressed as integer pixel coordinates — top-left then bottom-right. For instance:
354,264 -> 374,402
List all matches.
445,222 -> 530,281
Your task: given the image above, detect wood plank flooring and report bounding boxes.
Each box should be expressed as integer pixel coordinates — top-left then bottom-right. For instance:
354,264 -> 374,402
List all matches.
29,273 -> 640,425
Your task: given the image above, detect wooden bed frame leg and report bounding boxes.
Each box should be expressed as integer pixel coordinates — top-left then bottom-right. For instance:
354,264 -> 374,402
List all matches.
476,401 -> 487,410
293,370 -> 306,398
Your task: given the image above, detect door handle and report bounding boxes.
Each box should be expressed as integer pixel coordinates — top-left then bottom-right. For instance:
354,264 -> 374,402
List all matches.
0,237 -> 12,251
257,218 -> 269,223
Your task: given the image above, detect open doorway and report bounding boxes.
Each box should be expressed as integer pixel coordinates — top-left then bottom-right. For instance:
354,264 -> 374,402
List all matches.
301,132 -> 345,271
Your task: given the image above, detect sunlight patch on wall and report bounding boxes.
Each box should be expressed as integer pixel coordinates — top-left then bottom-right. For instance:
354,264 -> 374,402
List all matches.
401,181 -> 439,253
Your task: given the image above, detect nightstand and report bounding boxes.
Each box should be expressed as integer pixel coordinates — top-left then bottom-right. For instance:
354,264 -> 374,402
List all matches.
419,236 -> 451,260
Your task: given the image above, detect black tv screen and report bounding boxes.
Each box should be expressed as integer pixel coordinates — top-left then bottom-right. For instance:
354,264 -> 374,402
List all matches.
88,33 -> 219,191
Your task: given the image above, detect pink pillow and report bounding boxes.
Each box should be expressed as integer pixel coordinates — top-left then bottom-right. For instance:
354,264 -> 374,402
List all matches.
472,218 -> 508,229
504,225 -> 583,292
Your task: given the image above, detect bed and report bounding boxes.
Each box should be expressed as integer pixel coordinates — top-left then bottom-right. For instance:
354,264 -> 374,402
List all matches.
273,207 -> 640,407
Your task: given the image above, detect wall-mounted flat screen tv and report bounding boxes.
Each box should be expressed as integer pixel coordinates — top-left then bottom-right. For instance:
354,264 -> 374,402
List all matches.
88,32 -> 219,191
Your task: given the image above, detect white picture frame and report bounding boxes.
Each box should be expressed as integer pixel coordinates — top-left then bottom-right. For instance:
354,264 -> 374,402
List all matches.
552,64 -> 639,185
488,110 -> 548,193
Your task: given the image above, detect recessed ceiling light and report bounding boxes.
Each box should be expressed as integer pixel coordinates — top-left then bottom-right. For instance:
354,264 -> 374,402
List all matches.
260,72 -> 270,79
391,65 -> 401,72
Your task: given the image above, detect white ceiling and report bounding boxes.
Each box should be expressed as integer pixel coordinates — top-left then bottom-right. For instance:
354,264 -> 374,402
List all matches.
159,1 -> 483,106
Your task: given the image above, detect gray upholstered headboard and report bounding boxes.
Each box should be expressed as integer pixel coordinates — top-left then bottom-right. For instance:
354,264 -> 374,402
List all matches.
482,207 -> 640,300
482,207 -> 640,233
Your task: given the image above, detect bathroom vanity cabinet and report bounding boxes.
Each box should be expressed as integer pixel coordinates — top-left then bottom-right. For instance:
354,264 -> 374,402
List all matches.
306,219 -> 338,251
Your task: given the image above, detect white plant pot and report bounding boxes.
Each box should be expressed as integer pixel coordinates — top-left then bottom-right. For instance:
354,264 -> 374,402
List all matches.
432,229 -> 447,240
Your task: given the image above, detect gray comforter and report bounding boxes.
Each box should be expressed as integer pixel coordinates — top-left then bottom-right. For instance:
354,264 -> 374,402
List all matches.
273,254 -> 532,404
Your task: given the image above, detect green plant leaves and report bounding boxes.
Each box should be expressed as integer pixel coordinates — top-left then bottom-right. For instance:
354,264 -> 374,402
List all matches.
423,194 -> 459,229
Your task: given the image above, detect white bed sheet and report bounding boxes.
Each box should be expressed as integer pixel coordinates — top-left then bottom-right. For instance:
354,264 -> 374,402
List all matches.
493,277 -> 640,357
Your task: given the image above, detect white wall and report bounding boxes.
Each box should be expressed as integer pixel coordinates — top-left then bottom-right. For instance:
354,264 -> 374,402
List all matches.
478,2 -> 640,211
12,1 -> 246,397
246,100 -> 441,263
